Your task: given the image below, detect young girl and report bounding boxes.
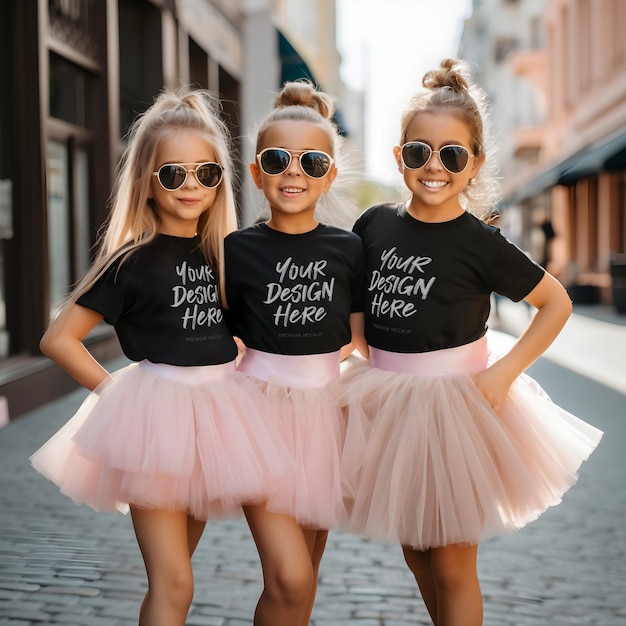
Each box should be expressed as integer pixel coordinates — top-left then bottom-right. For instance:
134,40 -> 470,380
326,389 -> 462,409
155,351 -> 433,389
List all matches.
340,59 -> 603,626
224,81 -> 365,626
30,88 -> 291,626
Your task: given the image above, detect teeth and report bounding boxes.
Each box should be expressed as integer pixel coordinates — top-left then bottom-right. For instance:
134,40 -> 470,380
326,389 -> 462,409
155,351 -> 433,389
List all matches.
422,180 -> 447,188
282,187 -> 304,193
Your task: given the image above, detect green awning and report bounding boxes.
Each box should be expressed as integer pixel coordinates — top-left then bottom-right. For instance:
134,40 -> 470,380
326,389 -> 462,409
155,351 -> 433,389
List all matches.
505,127 -> 626,204
558,129 -> 626,185
277,30 -> 348,136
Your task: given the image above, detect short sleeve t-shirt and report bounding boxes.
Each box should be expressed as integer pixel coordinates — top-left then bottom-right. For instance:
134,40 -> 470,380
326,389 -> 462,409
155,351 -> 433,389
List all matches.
354,204 -> 545,353
77,234 -> 238,366
224,223 -> 365,355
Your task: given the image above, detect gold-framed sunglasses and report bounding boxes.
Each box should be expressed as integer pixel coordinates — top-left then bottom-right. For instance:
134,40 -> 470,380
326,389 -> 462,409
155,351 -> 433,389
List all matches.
152,162 -> 223,191
400,141 -> 475,174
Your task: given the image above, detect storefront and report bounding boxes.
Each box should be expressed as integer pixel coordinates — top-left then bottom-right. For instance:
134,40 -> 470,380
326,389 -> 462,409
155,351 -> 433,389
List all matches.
0,0 -> 243,419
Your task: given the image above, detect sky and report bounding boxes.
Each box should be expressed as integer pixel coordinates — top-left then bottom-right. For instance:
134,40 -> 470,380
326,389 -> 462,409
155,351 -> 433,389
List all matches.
336,0 -> 474,185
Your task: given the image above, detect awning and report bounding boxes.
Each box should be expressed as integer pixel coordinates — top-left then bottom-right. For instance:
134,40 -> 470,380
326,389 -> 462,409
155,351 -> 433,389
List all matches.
558,129 -> 626,185
505,127 -> 626,204
277,29 -> 349,136
505,154 -> 579,205
278,30 -> 316,86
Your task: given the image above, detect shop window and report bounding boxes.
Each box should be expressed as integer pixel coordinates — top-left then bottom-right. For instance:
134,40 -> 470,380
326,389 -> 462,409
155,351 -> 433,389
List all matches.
74,147 -> 91,278
48,0 -> 98,60
0,180 -> 10,357
47,141 -> 71,313
46,140 -> 91,314
49,52 -> 92,128
118,0 -> 163,138
189,39 -> 208,89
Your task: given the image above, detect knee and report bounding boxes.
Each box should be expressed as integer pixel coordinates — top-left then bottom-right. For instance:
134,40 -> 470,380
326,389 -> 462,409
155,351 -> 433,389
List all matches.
152,566 -> 194,610
265,563 -> 314,607
431,563 -> 466,592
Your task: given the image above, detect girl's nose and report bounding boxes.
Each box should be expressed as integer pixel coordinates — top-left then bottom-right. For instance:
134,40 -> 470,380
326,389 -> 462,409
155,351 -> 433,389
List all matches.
182,169 -> 200,188
285,155 -> 302,175
425,152 -> 443,171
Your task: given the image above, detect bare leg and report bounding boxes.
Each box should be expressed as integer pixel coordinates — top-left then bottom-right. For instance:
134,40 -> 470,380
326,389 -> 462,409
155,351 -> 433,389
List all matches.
131,507 -> 205,626
430,543 -> 482,626
402,546 -> 438,624
403,543 -> 482,626
299,528 -> 329,625
244,503 -> 314,626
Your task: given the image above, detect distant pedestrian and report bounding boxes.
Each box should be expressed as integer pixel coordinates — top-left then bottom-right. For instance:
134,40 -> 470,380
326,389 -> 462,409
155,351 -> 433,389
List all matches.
30,88 -> 290,626
340,58 -> 603,626
539,216 -> 556,268
224,80 -> 366,626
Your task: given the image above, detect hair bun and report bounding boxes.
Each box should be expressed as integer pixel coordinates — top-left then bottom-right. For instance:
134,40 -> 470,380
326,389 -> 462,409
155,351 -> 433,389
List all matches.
422,58 -> 471,93
273,80 -> 336,121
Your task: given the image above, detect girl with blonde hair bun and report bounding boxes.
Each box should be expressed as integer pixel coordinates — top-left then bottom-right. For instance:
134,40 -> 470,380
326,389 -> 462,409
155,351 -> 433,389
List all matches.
225,80 -> 367,626
340,58 -> 602,626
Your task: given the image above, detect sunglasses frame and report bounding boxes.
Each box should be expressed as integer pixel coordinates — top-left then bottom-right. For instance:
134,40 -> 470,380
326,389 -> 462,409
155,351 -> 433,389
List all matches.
400,141 -> 475,174
257,147 -> 335,179
152,162 -> 224,191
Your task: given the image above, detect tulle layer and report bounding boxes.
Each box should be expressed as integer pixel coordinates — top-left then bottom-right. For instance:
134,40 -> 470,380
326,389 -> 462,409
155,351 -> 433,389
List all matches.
237,349 -> 346,529
339,342 -> 603,549
30,361 -> 293,520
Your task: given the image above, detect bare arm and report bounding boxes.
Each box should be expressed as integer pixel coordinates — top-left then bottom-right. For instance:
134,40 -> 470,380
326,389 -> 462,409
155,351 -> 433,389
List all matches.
473,273 -> 572,412
40,304 -> 112,391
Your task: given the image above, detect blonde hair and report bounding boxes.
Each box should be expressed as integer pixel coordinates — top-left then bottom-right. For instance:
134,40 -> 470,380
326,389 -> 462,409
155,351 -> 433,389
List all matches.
400,58 -> 500,219
255,80 -> 358,229
62,87 -> 237,314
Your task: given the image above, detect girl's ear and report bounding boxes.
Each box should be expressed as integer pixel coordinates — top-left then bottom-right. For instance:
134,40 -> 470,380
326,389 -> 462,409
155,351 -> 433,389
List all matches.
471,151 -> 486,177
393,146 -> 403,172
249,161 -> 263,189
322,164 -> 338,192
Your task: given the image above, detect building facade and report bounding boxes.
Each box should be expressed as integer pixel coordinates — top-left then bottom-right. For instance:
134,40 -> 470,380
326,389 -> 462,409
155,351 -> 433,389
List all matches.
458,0 -> 548,253
460,0 -> 626,307
0,0 -> 349,421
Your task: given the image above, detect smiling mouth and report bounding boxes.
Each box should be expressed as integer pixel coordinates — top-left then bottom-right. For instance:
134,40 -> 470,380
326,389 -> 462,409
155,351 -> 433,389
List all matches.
280,187 -> 305,194
420,180 -> 448,189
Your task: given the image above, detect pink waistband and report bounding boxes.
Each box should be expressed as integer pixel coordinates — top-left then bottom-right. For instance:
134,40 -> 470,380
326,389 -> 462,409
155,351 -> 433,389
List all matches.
238,348 -> 340,388
369,336 -> 488,377
139,359 -> 236,384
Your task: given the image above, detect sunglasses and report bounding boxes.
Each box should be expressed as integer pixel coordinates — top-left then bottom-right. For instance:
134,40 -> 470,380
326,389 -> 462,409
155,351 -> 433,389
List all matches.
153,162 -> 223,191
400,141 -> 474,174
257,148 -> 334,179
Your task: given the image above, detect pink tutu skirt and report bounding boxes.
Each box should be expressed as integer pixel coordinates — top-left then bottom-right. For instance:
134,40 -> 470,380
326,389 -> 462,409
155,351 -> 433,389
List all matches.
237,348 -> 346,529
30,360 -> 293,520
339,335 -> 603,549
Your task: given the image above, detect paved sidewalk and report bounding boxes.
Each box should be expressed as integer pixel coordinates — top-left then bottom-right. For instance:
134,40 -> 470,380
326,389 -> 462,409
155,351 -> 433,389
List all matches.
0,306 -> 625,625
490,300 -> 626,395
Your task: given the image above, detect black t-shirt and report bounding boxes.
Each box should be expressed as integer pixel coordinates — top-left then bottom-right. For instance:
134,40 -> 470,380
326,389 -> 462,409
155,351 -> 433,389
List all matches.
77,234 -> 238,366
354,204 -> 545,353
224,223 -> 365,355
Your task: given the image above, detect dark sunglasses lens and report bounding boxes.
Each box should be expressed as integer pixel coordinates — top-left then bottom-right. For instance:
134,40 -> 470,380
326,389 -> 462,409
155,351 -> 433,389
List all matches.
440,146 -> 470,173
158,165 -> 187,189
260,149 -> 291,175
196,163 -> 223,188
300,152 -> 332,178
402,143 -> 431,169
